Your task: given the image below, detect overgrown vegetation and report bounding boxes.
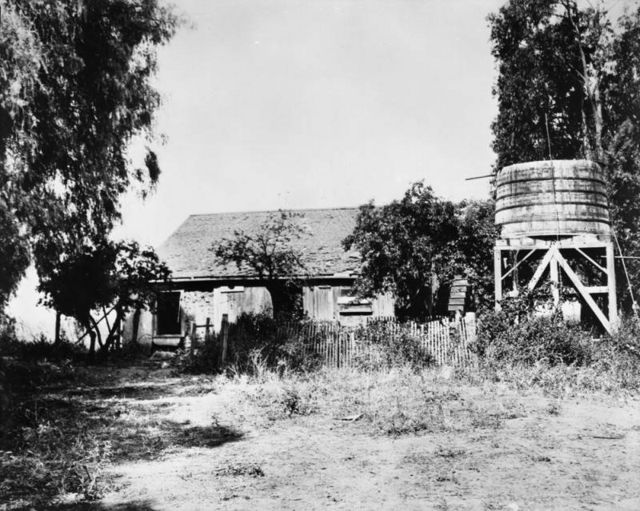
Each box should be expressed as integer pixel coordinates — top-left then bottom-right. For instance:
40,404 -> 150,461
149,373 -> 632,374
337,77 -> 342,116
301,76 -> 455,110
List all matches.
180,314 -> 436,376
349,321 -> 434,372
2,307 -> 640,509
0,333 -> 241,509
180,313 -> 319,375
472,292 -> 640,393
39,240 -> 171,355
475,291 -> 596,366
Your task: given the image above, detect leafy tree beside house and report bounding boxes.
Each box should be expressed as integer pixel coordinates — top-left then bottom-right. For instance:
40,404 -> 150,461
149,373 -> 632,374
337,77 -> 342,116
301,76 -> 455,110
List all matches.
344,183 -> 498,320
212,211 -> 309,321
456,199 -> 501,311
38,240 -> 170,356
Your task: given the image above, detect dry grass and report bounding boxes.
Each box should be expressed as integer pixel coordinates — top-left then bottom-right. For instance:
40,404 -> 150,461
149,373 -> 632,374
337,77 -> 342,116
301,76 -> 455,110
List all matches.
99,363 -> 640,509
3,351 -> 640,509
0,364 -> 240,510
219,366 -> 540,437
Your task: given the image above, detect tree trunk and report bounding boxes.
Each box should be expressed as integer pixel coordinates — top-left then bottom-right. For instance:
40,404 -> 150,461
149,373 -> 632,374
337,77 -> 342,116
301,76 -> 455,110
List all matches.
102,309 -> 122,353
131,307 -> 141,344
591,77 -> 604,162
84,316 -> 97,359
267,281 -> 302,321
581,102 -> 593,160
564,0 -> 605,161
90,315 -> 103,349
54,311 -> 61,345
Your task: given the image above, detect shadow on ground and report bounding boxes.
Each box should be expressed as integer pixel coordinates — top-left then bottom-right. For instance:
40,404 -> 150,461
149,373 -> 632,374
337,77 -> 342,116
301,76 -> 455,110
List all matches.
67,382 -> 180,401
40,500 -> 157,510
2,367 -> 241,510
5,390 -> 243,459
111,417 -> 243,458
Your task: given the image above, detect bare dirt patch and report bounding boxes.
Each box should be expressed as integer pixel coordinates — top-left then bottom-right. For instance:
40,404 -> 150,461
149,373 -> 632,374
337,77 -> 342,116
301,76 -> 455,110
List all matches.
4,364 -> 640,510
78,368 -> 640,511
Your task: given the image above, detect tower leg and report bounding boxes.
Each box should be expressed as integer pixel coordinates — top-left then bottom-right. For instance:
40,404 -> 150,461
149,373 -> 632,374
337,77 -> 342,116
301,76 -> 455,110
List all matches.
494,246 -> 503,310
606,242 -> 618,330
550,254 -> 560,307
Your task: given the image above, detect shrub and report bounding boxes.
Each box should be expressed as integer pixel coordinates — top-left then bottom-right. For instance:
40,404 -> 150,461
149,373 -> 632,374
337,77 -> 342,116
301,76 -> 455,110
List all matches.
182,315 -> 442,376
470,299 -> 640,393
181,313 -> 322,375
352,321 -> 434,372
475,295 -> 595,367
610,315 -> 640,358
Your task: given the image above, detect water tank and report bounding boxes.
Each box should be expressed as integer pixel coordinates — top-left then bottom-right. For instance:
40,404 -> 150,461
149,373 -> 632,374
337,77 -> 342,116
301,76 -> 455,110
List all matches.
495,160 -> 610,239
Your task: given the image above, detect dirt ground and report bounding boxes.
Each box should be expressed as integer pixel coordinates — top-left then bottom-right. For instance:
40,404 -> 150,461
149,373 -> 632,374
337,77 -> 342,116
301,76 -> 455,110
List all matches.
44,365 -> 640,511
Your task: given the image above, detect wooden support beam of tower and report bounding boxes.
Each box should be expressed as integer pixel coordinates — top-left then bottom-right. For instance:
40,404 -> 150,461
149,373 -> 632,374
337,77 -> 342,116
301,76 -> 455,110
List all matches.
494,246 -> 503,310
606,243 -> 618,330
527,248 -> 554,291
575,247 -> 607,274
502,249 -> 536,281
549,253 -> 560,306
554,248 -> 612,334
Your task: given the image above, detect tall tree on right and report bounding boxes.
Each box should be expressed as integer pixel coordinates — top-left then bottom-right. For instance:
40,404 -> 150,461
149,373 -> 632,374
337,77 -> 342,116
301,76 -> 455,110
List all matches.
489,0 -> 640,309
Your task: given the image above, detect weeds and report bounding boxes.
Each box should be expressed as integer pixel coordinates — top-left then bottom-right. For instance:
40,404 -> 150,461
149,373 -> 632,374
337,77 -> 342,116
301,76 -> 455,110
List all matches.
435,446 -> 466,458
215,463 -> 265,477
0,354 -> 241,509
0,399 -> 115,506
546,402 -> 561,416
350,321 -> 435,372
475,309 -> 595,367
1,307 -> 638,508
222,366 -> 519,437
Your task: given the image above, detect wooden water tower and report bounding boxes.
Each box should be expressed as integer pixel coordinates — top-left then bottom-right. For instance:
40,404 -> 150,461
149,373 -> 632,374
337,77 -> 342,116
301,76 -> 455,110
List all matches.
494,160 -> 617,333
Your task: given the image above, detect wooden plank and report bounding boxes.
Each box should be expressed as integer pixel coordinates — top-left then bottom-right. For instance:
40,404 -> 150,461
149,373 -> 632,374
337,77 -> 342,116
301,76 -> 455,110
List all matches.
550,255 -> 560,306
575,247 -> 607,274
606,243 -> 618,330
501,249 -> 536,281
555,249 -> 611,333
527,248 -> 555,290
494,247 -> 503,309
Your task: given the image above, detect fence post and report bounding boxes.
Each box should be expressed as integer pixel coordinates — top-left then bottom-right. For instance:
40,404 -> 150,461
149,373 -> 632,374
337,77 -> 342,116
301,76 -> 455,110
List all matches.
335,325 -> 340,369
190,322 -> 197,353
221,314 -> 229,365
205,317 -> 211,339
465,312 -> 477,342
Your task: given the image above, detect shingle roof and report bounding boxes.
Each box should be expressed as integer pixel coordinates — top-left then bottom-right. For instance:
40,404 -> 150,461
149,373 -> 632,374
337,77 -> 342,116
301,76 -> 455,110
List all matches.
157,208 -> 362,280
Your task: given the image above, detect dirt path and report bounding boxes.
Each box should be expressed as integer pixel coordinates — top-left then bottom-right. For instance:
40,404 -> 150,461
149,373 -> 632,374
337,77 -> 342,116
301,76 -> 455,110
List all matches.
79,368 -> 640,511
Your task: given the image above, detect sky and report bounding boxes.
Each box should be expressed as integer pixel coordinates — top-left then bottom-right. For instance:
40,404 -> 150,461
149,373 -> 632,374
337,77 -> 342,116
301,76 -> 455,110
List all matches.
7,0 -> 517,334
114,0 -> 505,248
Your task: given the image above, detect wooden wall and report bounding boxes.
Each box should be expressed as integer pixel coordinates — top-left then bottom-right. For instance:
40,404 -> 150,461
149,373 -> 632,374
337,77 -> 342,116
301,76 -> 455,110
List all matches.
211,286 -> 272,331
123,282 -> 396,344
303,285 -> 395,323
303,286 -> 337,320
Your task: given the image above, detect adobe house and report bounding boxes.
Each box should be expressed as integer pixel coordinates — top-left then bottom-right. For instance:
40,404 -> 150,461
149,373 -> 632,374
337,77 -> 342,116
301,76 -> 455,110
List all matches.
124,208 -> 395,347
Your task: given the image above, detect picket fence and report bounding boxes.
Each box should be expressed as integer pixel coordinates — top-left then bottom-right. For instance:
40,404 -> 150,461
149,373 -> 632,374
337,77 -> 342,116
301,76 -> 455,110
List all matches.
275,317 -> 476,369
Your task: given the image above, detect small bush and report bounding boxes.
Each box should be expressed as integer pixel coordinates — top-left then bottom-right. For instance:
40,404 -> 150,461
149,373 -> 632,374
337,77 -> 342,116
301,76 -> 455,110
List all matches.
471,290 -> 640,393
610,315 -> 640,358
181,313 -> 322,375
0,425 -> 113,503
475,291 -> 595,366
352,321 -> 435,372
